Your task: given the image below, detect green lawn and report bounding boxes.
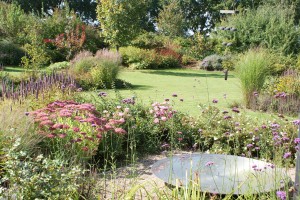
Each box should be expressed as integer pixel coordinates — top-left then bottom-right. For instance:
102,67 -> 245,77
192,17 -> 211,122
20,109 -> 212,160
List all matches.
106,69 -> 242,116
4,66 -> 288,119
3,66 -> 26,76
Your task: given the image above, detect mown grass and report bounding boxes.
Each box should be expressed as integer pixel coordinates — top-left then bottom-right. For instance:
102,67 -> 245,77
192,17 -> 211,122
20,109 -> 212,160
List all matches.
108,69 -> 241,116
4,66 -> 289,119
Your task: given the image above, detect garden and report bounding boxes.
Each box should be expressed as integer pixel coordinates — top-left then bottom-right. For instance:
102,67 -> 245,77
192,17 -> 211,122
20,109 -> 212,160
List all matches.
0,0 -> 300,199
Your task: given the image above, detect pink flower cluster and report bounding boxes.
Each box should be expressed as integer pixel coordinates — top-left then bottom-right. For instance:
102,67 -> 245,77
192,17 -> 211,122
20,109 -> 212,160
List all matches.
29,100 -> 128,155
150,101 -> 177,124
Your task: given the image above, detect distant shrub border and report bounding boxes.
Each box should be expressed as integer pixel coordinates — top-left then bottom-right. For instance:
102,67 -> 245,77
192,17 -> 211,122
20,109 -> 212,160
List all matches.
119,46 -> 181,69
0,40 -> 25,65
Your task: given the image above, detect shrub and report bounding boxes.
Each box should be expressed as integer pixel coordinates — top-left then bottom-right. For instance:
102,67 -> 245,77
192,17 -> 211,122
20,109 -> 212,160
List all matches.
181,55 -> 196,65
131,32 -> 164,49
0,40 -> 25,65
95,49 -> 122,65
70,50 -> 93,65
215,4 -> 300,55
90,60 -> 120,88
235,49 -> 271,108
48,61 -> 70,71
29,100 -> 130,162
70,50 -> 121,89
119,46 -> 181,69
0,140 -> 84,199
200,54 -> 223,71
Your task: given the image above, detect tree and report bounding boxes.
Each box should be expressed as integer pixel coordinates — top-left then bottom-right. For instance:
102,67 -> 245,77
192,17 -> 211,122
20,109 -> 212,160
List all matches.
215,4 -> 300,55
96,0 -> 147,49
179,0 -> 220,34
3,0 -> 97,21
156,0 -> 186,37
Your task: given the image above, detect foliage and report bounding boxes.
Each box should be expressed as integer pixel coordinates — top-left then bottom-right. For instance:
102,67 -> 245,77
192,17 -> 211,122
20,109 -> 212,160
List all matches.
48,61 -> 70,71
119,46 -> 181,69
0,2 -> 30,44
5,0 -> 98,21
83,26 -> 108,53
235,49 -> 272,108
97,0 -> 148,48
21,21 -> 51,69
157,0 -> 186,38
47,25 -> 86,61
178,0 -> 221,34
0,40 -> 25,65
200,54 -> 233,71
0,140 -> 84,199
70,50 -> 121,89
131,32 -> 164,49
201,54 -> 223,71
215,4 -> 300,55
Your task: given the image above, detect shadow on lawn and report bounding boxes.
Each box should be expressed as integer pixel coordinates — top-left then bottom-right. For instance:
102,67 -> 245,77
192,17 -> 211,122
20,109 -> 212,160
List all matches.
119,84 -> 154,90
142,70 -> 234,79
4,67 -> 26,73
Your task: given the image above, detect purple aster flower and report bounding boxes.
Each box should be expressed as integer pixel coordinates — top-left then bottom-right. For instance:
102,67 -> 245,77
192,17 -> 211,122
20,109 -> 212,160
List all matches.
98,92 -> 107,97
261,124 -> 267,129
293,119 -> 300,126
282,136 -> 290,142
205,161 -> 214,167
276,190 -> 286,200
232,107 -> 240,113
247,144 -> 254,149
224,115 -> 232,120
180,98 -> 184,102
283,152 -> 291,159
212,99 -> 218,103
294,138 -> 300,144
172,93 -> 178,97
271,123 -> 280,129
253,91 -> 259,97
235,122 -> 240,126
25,112 -> 30,116
222,110 -> 229,114
164,98 -> 170,102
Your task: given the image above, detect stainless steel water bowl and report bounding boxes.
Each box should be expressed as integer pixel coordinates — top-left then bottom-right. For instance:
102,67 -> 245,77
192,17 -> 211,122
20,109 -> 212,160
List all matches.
152,153 -> 290,195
